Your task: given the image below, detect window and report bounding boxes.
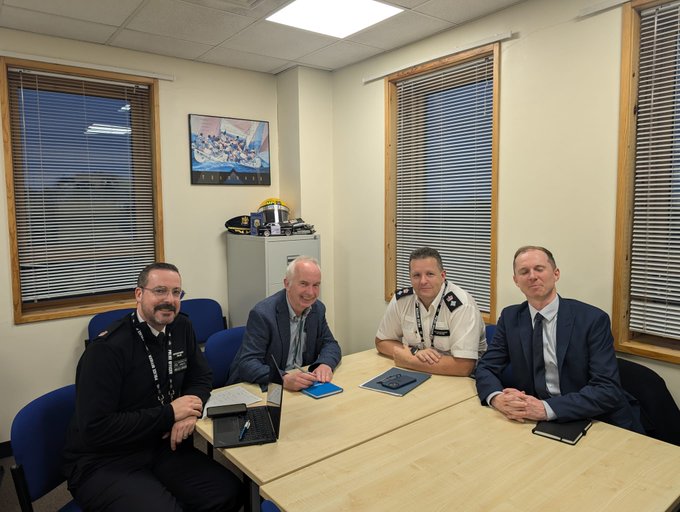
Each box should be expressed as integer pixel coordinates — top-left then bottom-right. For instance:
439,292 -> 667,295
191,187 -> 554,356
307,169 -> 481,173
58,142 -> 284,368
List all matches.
384,43 -> 498,322
614,1 -> 680,363
1,59 -> 163,323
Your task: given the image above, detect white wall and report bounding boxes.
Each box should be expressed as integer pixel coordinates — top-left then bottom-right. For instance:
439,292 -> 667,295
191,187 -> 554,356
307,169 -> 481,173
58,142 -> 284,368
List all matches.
329,0 -> 680,403
1,0 -> 679,442
0,28 -> 280,441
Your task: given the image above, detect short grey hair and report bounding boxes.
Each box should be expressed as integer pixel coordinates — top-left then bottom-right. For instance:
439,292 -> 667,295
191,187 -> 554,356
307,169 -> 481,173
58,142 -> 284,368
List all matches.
285,256 -> 320,281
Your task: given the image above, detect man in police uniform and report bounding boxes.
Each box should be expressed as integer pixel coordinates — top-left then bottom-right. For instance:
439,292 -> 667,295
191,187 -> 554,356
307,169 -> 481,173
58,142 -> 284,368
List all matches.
375,247 -> 486,376
63,262 -> 242,511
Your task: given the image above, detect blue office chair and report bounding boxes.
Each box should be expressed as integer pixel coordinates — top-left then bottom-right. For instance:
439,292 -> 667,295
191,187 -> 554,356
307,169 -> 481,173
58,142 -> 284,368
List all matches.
11,384 -> 81,512
485,323 -> 496,345
181,298 -> 227,345
87,307 -> 135,342
261,500 -> 280,512
204,326 -> 246,388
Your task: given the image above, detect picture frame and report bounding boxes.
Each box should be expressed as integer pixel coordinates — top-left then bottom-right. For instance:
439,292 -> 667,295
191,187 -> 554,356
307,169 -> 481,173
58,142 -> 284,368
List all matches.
189,114 -> 270,185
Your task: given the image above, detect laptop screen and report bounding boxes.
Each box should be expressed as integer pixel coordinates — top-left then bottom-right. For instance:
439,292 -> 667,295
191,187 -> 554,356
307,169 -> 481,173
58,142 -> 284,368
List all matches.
266,381 -> 283,437
267,355 -> 284,437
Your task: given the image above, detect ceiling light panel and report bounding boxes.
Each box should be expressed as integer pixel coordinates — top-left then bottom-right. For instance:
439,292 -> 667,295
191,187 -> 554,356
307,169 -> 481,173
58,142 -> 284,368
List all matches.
267,0 -> 402,38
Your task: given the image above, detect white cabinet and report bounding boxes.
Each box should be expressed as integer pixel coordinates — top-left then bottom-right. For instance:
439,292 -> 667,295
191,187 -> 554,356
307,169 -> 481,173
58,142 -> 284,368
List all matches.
226,233 -> 321,327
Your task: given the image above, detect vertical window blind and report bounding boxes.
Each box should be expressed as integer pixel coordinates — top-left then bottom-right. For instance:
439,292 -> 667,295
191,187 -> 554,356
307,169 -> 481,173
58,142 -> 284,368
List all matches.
394,55 -> 493,312
630,2 -> 680,339
6,66 -> 157,306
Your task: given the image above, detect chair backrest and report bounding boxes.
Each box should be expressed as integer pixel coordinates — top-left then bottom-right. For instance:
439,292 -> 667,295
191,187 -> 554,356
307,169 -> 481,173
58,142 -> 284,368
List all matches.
180,298 -> 227,345
87,308 -> 135,341
617,358 -> 680,446
11,384 -> 81,511
204,326 -> 246,388
485,323 -> 496,345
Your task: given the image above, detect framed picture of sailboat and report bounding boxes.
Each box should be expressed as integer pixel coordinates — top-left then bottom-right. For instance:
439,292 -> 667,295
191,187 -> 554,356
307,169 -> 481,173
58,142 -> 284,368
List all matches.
188,114 -> 270,185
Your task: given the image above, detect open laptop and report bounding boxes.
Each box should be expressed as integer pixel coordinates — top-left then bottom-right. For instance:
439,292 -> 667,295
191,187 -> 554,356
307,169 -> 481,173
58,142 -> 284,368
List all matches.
213,356 -> 284,448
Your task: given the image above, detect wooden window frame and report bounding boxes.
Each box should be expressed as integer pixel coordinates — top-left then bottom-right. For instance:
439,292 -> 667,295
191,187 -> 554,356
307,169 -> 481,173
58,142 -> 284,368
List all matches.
613,0 -> 680,364
0,57 -> 164,323
384,43 -> 499,324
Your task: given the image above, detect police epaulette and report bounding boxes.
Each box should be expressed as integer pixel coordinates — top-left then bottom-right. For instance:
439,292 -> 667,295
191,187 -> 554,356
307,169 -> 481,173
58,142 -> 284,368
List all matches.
93,316 -> 128,341
443,291 -> 462,312
395,287 -> 414,300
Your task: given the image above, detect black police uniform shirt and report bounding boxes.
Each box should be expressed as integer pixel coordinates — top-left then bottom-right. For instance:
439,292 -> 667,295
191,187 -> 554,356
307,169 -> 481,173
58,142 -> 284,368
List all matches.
62,311 -> 212,489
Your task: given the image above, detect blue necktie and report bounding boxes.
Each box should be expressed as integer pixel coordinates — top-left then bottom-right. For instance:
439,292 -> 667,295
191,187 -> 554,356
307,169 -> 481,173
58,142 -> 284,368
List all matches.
532,313 -> 550,399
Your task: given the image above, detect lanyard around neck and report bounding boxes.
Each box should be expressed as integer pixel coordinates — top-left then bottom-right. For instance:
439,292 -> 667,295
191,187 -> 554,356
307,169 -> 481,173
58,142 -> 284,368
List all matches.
414,283 -> 445,348
131,312 -> 175,405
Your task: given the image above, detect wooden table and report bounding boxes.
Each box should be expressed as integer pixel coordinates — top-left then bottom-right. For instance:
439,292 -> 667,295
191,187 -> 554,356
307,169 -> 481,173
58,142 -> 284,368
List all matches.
260,398 -> 680,512
196,349 -> 478,505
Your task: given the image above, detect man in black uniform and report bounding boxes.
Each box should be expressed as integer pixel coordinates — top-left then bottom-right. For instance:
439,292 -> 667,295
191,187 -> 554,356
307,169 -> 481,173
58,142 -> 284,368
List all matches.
63,262 -> 242,511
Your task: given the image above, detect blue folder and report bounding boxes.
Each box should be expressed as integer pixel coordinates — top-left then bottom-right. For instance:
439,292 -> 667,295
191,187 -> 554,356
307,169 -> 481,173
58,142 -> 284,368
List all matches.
359,367 -> 431,396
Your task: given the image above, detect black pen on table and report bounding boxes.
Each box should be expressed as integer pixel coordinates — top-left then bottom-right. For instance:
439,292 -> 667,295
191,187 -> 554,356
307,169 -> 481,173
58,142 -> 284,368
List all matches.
294,364 -> 314,375
239,420 -> 250,441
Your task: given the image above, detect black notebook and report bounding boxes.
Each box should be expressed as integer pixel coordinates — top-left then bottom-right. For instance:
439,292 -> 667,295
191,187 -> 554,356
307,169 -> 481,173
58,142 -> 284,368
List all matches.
532,419 -> 592,445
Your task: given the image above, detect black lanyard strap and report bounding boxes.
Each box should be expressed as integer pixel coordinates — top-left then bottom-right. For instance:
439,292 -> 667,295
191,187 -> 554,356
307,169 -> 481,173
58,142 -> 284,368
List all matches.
131,312 -> 175,405
414,283 -> 445,348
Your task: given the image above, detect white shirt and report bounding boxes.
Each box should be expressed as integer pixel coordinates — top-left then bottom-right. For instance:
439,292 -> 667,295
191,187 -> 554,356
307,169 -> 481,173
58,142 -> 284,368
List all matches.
376,281 -> 486,360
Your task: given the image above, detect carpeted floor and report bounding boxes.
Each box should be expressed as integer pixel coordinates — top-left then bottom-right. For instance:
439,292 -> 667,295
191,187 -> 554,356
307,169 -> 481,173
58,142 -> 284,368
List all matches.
0,455 -> 72,511
0,436 -> 244,511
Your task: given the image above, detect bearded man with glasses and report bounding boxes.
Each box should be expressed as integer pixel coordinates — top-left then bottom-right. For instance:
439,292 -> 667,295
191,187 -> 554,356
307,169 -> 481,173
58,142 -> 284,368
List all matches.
63,262 -> 243,511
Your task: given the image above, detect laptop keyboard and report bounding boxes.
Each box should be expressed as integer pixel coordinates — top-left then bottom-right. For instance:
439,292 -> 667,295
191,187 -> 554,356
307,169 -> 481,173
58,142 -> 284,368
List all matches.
242,407 -> 273,440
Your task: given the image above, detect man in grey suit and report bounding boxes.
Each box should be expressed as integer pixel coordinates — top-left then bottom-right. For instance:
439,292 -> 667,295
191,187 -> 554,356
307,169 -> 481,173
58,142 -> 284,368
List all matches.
475,246 -> 642,432
228,256 -> 341,391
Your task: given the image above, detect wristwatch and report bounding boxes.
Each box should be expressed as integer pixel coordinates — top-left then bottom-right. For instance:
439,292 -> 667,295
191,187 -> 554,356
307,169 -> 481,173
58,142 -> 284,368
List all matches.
410,346 -> 419,355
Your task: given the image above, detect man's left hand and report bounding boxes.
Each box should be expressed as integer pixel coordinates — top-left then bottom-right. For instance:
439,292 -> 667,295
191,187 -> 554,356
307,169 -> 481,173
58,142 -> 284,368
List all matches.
312,363 -> 333,383
167,416 -> 197,451
517,394 -> 548,421
394,344 -> 442,366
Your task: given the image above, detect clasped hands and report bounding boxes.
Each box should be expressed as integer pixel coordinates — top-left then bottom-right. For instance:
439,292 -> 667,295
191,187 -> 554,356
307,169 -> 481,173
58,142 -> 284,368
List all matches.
283,363 -> 333,391
393,344 -> 441,366
163,394 -> 203,450
490,388 -> 547,422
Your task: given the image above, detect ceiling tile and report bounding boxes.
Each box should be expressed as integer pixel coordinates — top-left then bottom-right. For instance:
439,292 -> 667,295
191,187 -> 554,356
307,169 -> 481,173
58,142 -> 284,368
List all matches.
181,0 -> 289,18
0,6 -> 117,44
387,0 -> 430,8
415,0 -> 524,25
199,46 -> 290,73
0,0 -> 528,74
3,0 -> 144,25
127,0 -> 255,45
220,20 -> 337,61
348,10 -> 452,50
297,41 -> 384,70
111,29 -> 214,60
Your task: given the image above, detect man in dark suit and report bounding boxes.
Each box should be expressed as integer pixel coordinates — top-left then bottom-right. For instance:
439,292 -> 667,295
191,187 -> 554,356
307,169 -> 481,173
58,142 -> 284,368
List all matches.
228,256 -> 341,391
475,246 -> 643,432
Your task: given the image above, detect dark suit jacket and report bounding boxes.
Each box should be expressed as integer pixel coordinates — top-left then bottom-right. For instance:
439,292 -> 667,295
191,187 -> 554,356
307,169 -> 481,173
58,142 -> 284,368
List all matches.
227,289 -> 341,386
475,297 -> 643,432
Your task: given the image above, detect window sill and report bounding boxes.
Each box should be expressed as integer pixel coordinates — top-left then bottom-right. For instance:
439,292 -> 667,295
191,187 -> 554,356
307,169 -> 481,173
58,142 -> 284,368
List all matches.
615,340 -> 680,365
15,300 -> 136,324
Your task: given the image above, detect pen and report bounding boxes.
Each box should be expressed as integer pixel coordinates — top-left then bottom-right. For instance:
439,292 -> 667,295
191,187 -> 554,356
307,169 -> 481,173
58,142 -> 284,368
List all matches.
239,420 -> 250,441
294,364 -> 314,375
